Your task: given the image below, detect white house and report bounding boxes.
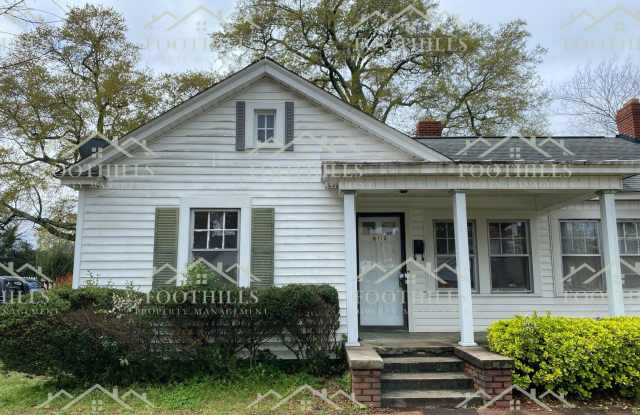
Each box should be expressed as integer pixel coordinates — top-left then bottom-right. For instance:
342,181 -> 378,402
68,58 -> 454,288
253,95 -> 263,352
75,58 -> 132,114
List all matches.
59,58 -> 640,347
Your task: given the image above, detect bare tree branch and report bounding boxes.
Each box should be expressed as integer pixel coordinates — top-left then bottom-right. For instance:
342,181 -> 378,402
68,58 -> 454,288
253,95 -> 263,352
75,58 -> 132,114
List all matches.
555,58 -> 640,135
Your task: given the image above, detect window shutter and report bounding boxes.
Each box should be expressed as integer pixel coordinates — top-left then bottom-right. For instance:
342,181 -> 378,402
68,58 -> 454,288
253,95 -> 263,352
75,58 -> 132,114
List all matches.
152,208 -> 179,289
285,101 -> 294,151
251,208 -> 275,287
236,101 -> 246,151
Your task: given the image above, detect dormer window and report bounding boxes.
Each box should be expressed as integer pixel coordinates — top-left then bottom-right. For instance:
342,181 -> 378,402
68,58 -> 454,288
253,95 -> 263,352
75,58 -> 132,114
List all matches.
256,110 -> 276,144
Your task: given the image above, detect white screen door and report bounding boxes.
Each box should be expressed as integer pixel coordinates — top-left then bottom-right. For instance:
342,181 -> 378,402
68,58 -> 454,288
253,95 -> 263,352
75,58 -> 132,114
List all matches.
358,216 -> 405,327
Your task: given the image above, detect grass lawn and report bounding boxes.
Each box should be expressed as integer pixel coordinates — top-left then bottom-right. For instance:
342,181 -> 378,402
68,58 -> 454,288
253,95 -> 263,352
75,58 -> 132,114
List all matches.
0,366 -> 370,414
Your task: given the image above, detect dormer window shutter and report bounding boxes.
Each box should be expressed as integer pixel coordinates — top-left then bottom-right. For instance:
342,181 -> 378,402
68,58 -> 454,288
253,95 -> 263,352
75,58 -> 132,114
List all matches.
236,101 -> 246,151
285,101 -> 294,151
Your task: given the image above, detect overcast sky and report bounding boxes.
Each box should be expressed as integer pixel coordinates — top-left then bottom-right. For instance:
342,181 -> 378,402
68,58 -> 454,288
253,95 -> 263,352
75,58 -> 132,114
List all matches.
2,0 -> 640,134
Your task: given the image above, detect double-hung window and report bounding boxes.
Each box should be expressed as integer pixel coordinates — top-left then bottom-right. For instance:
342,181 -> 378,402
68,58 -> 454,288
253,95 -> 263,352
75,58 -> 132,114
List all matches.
560,220 -> 604,292
191,209 -> 240,282
488,221 -> 532,292
618,220 -> 640,290
433,221 -> 477,290
255,110 -> 276,145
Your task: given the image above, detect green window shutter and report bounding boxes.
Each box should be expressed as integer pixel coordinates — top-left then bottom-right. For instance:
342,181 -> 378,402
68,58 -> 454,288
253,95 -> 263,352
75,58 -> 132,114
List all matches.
251,208 -> 275,288
152,207 -> 179,289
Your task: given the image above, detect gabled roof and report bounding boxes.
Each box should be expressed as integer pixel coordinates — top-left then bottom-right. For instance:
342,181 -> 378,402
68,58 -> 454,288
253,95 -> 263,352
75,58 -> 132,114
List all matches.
66,58 -> 450,174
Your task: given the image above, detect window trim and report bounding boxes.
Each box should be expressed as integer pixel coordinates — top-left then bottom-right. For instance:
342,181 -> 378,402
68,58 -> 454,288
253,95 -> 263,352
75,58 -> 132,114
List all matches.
432,220 -> 479,292
559,219 -> 605,293
487,219 -> 534,293
177,195 -> 252,287
245,101 -> 285,148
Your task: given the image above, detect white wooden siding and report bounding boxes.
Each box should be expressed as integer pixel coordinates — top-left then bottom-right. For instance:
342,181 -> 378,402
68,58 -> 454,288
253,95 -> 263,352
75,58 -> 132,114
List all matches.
75,77 -> 414,328
74,76 -> 640,334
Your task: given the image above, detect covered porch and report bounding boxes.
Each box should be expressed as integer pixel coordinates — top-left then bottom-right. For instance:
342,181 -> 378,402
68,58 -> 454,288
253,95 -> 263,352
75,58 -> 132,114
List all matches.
324,161 -> 636,347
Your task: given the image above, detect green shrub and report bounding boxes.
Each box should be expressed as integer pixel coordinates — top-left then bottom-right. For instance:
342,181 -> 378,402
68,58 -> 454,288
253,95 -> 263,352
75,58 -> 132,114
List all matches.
0,282 -> 343,384
487,314 -> 640,399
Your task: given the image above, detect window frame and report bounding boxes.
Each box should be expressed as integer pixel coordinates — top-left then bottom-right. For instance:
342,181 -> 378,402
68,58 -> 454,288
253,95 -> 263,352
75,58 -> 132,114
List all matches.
432,220 -> 479,292
617,220 -> 640,290
559,219 -> 605,293
487,220 -> 534,293
190,209 -> 240,256
255,109 -> 277,145
245,101 -> 285,148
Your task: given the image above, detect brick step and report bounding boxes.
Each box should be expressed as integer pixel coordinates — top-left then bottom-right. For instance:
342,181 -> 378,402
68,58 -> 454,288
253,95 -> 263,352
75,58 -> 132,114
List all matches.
381,372 -> 474,391
382,356 -> 465,373
376,346 -> 455,358
381,389 -> 481,408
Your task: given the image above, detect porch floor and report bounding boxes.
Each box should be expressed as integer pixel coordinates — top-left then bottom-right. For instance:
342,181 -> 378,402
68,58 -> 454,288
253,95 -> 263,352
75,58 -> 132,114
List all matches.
360,330 -> 487,347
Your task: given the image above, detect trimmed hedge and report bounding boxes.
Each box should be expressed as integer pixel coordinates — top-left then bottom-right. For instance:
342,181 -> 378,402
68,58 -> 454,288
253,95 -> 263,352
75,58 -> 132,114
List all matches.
487,315 -> 640,398
0,283 -> 342,384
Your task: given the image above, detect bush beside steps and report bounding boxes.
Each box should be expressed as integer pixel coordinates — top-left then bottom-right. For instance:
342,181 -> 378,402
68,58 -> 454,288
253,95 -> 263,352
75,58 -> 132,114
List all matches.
488,314 -> 640,400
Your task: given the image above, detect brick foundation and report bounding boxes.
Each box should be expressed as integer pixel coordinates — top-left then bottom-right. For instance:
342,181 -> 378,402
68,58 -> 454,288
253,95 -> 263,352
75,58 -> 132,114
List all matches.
464,363 -> 513,409
350,368 -> 381,408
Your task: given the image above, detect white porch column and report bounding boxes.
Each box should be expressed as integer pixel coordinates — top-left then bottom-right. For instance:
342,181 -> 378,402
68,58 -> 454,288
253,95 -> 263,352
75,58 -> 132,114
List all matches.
343,191 -> 360,346
452,191 -> 476,346
599,191 -> 625,316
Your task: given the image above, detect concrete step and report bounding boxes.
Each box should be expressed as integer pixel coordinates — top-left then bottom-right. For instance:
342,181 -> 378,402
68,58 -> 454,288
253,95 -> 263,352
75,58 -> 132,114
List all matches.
381,372 -> 474,391
382,356 -> 465,373
376,345 -> 455,358
381,389 -> 481,408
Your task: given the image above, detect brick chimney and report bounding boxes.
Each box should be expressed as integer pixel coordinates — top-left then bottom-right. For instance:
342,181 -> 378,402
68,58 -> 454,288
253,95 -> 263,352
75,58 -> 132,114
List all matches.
416,119 -> 443,137
616,98 -> 640,139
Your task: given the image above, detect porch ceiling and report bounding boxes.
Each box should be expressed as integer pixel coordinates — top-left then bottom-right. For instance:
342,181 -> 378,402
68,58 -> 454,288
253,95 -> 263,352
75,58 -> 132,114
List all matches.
354,189 -> 598,212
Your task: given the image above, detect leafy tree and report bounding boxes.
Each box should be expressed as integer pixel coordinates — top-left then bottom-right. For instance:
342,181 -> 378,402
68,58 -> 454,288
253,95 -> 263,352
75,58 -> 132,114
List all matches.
0,5 -> 218,240
556,58 -> 640,136
212,0 -> 548,135
35,228 -> 74,281
0,224 -> 35,271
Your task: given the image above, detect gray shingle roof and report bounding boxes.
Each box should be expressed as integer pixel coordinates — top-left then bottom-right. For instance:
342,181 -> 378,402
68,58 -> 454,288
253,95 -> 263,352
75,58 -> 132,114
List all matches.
417,136 -> 640,192
417,136 -> 640,163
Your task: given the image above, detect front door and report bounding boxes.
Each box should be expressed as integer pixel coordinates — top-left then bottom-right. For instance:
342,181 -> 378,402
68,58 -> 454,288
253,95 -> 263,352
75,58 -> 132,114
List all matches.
357,215 -> 405,327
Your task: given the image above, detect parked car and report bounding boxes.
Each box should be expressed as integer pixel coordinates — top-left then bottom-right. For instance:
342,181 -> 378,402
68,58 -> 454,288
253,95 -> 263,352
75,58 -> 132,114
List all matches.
0,276 -> 43,304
